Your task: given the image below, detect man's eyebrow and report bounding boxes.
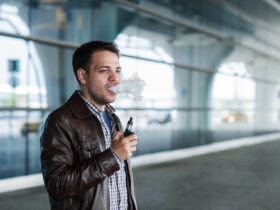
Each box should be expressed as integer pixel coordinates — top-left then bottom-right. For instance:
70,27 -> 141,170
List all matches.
99,65 -> 110,69
98,65 -> 122,69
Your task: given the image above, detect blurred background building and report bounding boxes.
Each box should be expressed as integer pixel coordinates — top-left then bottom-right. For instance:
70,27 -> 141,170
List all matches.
1,0 -> 280,181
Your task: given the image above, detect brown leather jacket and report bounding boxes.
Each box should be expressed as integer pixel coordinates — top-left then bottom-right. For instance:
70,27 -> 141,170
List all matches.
40,91 -> 137,210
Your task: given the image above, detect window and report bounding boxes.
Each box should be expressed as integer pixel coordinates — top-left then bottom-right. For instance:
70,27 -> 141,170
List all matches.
8,59 -> 20,72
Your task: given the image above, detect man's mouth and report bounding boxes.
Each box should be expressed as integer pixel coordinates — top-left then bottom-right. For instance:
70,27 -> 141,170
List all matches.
107,85 -> 118,94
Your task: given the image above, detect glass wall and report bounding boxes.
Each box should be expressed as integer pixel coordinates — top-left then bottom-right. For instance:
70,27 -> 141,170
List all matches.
1,0 -> 280,179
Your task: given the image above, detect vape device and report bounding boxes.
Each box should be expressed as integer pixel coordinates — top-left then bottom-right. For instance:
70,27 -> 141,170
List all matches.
124,117 -> 134,137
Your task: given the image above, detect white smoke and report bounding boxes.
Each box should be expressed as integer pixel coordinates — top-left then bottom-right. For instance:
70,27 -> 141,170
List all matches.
109,73 -> 145,101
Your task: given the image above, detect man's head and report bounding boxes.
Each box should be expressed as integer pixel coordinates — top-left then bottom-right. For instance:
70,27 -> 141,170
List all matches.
72,41 -> 121,109
72,41 -> 120,81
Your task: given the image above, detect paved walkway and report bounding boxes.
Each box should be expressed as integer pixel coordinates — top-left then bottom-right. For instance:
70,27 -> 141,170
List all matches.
1,140 -> 280,210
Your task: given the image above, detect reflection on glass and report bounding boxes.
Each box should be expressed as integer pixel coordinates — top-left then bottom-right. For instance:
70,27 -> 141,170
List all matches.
0,3 -> 47,108
211,62 -> 255,126
115,33 -> 176,108
0,110 -> 49,178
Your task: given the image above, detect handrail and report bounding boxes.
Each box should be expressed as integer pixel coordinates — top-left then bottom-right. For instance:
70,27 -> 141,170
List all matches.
1,30 -> 280,85
0,107 -> 260,112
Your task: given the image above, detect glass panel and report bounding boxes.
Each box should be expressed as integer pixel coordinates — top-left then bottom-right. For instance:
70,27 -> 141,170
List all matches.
1,0 -> 280,180
0,110 -> 50,179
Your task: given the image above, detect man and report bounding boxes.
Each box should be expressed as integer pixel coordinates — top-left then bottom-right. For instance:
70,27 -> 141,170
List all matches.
40,41 -> 138,210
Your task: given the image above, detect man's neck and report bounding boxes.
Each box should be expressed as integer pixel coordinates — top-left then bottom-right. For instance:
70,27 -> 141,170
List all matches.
79,89 -> 105,111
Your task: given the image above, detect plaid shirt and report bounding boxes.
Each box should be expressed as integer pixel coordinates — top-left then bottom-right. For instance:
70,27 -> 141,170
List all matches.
78,92 -> 128,210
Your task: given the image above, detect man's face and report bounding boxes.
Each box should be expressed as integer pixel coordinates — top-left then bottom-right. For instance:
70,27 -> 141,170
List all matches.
82,50 -> 121,109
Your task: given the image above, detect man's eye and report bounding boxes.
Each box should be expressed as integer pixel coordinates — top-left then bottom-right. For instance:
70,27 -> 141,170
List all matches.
116,70 -> 121,73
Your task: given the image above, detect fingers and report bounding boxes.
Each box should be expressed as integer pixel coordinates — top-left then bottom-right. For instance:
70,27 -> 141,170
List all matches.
129,139 -> 138,147
128,135 -> 137,152
123,137 -> 137,153
123,134 -> 137,142
123,135 -> 137,149
130,146 -> 137,152
112,131 -> 124,141
111,133 -> 138,160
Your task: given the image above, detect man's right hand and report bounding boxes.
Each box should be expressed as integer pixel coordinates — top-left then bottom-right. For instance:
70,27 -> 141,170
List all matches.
111,131 -> 138,160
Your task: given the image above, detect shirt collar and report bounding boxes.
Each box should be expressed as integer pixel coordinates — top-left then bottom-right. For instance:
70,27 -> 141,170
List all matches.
77,90 -> 116,115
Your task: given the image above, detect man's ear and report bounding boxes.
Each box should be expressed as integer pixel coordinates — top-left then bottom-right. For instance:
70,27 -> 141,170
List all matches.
77,68 -> 88,85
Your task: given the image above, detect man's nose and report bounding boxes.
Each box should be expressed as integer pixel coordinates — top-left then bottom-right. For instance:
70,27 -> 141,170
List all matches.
109,71 -> 119,81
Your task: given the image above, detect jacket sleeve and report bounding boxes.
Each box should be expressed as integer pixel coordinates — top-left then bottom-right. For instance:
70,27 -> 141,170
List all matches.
40,113 -> 120,200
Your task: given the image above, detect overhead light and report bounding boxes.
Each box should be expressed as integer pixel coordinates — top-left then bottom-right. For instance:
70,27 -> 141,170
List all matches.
0,4 -> 18,14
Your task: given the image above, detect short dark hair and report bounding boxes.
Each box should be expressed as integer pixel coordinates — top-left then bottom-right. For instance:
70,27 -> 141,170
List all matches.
72,40 -> 120,84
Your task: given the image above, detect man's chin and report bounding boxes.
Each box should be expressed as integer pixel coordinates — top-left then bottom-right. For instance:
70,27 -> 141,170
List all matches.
105,95 -> 117,104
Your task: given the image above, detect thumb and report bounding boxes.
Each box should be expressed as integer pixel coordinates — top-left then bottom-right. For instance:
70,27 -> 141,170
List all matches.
113,131 -> 123,141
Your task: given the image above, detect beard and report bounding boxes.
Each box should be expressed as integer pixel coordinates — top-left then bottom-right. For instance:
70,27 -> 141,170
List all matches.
87,86 -> 115,106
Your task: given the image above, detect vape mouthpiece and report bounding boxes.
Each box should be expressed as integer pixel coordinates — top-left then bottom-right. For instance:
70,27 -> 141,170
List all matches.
128,117 -> 133,125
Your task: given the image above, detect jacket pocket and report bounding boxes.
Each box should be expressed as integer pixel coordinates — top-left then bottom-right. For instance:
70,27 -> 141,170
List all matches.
74,144 -> 98,162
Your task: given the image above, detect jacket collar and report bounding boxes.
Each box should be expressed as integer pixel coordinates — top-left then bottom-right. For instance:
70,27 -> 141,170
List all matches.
68,90 -> 116,119
68,90 -> 94,118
